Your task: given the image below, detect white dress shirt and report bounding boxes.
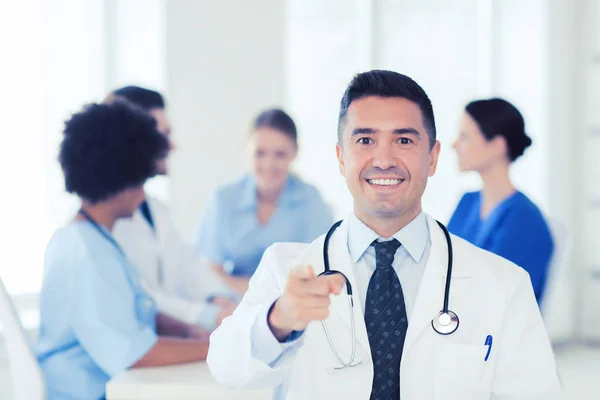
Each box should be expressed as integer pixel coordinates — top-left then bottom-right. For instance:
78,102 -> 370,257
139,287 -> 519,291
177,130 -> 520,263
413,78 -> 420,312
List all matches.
347,211 -> 430,320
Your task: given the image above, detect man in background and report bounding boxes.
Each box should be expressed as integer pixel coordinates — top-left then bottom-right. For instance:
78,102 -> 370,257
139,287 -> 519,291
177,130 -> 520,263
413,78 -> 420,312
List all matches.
108,86 -> 236,330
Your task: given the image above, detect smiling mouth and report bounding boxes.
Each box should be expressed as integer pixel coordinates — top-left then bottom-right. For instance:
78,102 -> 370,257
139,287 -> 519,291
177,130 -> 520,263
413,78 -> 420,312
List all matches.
366,178 -> 404,186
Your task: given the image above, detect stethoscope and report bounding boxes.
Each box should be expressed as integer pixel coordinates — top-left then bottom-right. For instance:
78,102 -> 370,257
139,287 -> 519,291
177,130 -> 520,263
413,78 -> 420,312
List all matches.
318,219 -> 459,369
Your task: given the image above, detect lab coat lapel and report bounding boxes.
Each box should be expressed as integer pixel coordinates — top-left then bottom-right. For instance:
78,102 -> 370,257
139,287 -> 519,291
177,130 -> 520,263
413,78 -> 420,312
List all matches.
127,203 -> 162,289
403,216 -> 473,355
315,220 -> 372,357
144,198 -> 163,240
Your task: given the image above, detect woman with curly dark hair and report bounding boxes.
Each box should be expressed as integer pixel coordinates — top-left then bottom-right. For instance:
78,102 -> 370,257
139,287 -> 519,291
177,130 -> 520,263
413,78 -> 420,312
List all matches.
35,101 -> 211,400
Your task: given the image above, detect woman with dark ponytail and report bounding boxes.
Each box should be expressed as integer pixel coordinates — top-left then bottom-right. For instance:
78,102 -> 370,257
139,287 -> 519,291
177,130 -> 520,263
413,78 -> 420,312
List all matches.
448,98 -> 554,303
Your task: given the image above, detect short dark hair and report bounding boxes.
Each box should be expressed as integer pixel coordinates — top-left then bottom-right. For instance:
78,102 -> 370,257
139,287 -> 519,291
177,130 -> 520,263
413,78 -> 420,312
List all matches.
253,108 -> 297,145
337,70 -> 436,148
465,98 -> 532,162
59,102 -> 169,203
111,86 -> 165,111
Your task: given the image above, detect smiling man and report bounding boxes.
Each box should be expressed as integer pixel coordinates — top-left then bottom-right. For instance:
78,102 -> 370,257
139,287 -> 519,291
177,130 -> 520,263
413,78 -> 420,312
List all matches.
207,70 -> 562,400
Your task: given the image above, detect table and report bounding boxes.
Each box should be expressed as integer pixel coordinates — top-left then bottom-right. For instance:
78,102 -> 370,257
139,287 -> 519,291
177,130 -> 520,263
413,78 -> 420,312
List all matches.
106,362 -> 272,399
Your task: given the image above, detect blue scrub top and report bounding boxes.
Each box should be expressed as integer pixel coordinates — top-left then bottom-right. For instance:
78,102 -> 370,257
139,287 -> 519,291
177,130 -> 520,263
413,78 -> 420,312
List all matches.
448,191 -> 554,302
36,221 -> 158,400
194,174 -> 333,277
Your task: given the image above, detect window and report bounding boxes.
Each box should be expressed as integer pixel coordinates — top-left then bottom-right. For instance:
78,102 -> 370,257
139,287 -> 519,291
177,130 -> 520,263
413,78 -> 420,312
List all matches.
285,0 -> 549,221
0,0 -> 166,295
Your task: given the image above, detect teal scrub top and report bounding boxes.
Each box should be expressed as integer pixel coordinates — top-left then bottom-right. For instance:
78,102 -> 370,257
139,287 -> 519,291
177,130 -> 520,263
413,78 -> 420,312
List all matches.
448,191 -> 554,303
36,221 -> 158,400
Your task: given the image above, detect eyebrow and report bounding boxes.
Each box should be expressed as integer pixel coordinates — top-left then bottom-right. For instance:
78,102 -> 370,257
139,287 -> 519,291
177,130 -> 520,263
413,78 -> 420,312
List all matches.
351,127 -> 421,136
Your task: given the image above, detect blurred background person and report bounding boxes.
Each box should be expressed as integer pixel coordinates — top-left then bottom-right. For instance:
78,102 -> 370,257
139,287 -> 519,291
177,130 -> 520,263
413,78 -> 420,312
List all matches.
109,86 -> 235,331
194,108 -> 333,295
448,98 -> 554,303
35,102 -> 210,400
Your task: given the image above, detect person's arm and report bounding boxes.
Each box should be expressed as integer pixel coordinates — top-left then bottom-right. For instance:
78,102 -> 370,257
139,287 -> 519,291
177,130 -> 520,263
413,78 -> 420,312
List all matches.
131,337 -> 209,368
193,190 -> 247,296
209,261 -> 250,295
207,246 -> 301,389
71,250 -> 212,375
491,268 -> 562,398
149,290 -> 224,329
156,312 -> 210,339
153,199 -> 237,329
207,244 -> 345,390
133,314 -> 212,368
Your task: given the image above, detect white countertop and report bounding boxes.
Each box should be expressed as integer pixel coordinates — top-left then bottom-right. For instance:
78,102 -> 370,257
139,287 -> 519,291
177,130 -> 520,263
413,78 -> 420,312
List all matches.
106,361 -> 272,399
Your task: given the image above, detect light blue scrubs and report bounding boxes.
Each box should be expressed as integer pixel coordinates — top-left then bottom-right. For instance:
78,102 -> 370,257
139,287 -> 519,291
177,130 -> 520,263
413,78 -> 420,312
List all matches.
36,221 -> 158,400
194,174 -> 333,277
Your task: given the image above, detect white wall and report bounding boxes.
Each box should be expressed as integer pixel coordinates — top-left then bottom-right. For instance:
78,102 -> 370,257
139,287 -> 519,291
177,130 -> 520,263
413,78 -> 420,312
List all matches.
284,0 -> 360,220
0,0 -> 45,295
492,0 -> 549,212
105,0 -> 170,202
578,0 -> 600,341
540,0 -> 580,342
0,0 -> 170,295
0,0 -> 107,295
166,0 -> 285,239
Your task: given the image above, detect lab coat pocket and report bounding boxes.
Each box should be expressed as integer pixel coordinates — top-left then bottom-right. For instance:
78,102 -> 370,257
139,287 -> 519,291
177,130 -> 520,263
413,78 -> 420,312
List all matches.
434,344 -> 492,400
320,354 -> 373,400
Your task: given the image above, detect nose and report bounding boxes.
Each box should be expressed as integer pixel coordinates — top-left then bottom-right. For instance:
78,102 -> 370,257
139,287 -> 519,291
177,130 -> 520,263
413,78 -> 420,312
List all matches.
257,153 -> 278,174
372,142 -> 398,170
263,153 -> 277,168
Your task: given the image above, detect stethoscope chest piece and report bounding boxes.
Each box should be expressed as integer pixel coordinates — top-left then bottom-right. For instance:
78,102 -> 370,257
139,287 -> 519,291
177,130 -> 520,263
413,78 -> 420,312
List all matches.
431,310 -> 459,335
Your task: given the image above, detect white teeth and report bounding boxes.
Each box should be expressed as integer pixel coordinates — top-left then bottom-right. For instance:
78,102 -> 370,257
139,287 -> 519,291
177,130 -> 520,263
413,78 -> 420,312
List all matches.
369,179 -> 402,186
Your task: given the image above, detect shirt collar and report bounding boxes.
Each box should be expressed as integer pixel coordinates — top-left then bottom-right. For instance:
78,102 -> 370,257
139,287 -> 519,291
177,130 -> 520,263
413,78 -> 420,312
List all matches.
347,211 -> 429,263
237,175 -> 258,209
236,174 -> 306,210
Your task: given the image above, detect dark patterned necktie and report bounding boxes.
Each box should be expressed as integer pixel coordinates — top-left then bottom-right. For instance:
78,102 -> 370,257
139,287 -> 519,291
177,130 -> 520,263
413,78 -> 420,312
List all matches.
364,239 -> 407,400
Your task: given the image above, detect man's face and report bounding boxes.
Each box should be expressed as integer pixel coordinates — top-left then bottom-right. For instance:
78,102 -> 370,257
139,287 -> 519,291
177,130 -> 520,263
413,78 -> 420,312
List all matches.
149,108 -> 174,175
336,96 -> 440,224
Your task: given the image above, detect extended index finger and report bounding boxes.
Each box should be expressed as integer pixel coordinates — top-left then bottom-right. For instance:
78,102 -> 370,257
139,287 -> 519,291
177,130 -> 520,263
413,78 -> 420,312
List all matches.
323,273 -> 347,295
289,265 -> 316,281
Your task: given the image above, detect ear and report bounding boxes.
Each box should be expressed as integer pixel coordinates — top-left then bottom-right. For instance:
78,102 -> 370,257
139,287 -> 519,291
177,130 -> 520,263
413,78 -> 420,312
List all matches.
290,144 -> 298,161
428,140 -> 441,177
490,135 -> 508,159
336,143 -> 346,177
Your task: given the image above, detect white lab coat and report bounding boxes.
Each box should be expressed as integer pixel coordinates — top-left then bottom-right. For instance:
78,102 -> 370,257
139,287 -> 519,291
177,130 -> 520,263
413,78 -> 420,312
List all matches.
113,196 -> 231,325
207,215 -> 563,399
